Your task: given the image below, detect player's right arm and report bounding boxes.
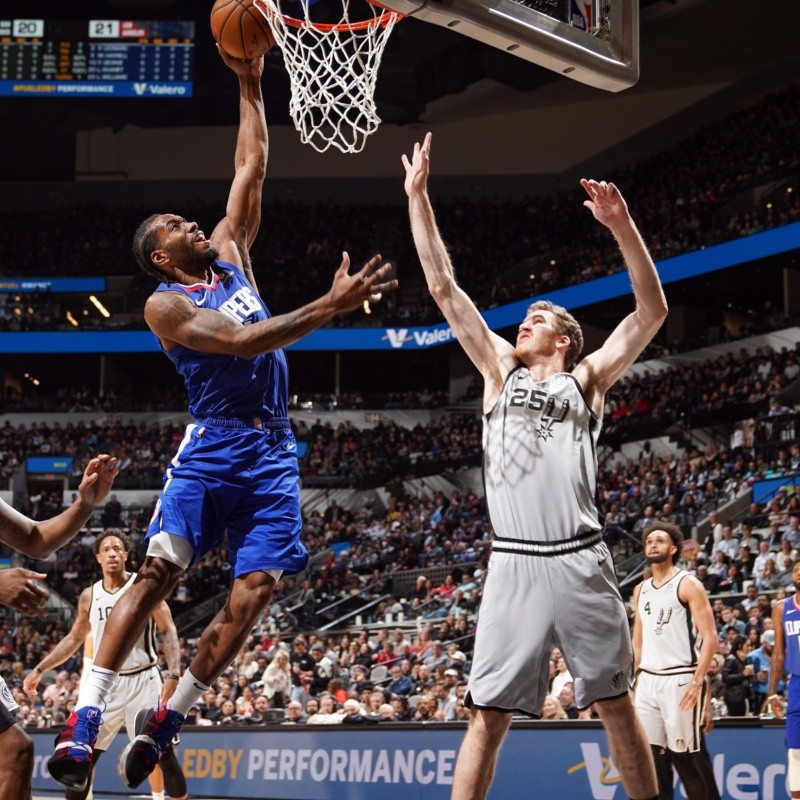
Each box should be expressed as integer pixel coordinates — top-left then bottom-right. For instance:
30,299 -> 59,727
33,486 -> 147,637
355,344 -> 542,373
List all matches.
145,252 -> 397,357
209,48 -> 267,292
23,587 -> 92,696
402,133 -> 517,412
631,583 -> 643,673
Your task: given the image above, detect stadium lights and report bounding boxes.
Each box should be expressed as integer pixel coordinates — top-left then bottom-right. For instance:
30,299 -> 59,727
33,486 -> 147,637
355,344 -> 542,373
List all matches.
363,300 -> 371,315
66,311 -> 79,327
89,295 -> 111,318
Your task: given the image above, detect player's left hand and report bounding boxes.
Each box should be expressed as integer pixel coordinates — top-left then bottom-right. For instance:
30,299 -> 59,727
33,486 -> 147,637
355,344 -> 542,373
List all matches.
678,680 -> 701,712
78,455 -> 119,506
580,179 -> 630,229
217,44 -> 264,79
160,675 -> 179,706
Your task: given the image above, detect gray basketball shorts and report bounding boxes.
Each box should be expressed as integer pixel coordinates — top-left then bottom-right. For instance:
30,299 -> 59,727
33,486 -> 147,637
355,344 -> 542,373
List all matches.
467,541 -> 632,716
0,676 -> 19,733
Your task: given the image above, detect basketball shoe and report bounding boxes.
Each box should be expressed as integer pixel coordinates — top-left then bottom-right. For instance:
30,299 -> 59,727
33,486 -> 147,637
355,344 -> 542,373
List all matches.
47,704 -> 105,790
122,704 -> 185,788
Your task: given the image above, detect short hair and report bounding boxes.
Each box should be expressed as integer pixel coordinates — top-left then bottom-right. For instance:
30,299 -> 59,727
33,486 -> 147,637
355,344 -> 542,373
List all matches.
526,300 -> 584,367
641,520 -> 684,565
132,213 -> 169,282
93,528 -> 132,556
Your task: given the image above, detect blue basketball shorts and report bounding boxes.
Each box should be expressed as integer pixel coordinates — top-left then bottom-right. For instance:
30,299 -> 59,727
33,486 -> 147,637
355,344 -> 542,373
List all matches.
787,677 -> 800,749
146,421 -> 308,578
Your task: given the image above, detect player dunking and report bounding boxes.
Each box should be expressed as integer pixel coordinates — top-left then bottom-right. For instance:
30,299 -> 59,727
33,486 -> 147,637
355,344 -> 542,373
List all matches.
25,529 -> 187,800
633,522 -> 719,799
47,48 -> 395,792
402,132 -> 666,800
0,454 -> 118,800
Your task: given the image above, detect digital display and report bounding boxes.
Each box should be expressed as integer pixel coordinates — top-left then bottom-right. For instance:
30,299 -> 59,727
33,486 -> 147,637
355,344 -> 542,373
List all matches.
0,18 -> 195,97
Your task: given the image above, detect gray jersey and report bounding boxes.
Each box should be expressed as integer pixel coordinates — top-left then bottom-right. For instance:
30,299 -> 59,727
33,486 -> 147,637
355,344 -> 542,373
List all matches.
483,369 -> 602,548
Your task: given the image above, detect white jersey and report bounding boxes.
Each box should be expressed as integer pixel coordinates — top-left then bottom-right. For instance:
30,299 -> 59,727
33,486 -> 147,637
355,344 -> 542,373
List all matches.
637,570 -> 699,674
483,369 -> 602,550
89,573 -> 157,675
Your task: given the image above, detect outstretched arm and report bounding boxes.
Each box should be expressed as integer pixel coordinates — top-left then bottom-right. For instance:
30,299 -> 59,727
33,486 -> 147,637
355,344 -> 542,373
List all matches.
146,252 -> 396,359
0,455 -> 118,558
23,588 -> 92,695
210,47 -> 267,291
402,133 -> 516,412
572,180 -> 668,415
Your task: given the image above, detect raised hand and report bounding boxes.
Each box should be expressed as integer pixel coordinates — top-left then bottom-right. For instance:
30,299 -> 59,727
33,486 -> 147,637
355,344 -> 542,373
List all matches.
0,568 -> 49,616
217,43 -> 264,79
580,179 -> 630,229
328,252 -> 398,313
78,455 -> 120,506
402,132 -> 432,198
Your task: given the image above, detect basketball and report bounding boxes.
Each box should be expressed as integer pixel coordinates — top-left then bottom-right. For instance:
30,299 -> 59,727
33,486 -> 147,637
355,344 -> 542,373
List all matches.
210,0 -> 276,60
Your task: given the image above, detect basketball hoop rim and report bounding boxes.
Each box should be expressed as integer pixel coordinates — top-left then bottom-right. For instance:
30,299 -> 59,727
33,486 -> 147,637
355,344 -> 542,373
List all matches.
254,0 -> 403,32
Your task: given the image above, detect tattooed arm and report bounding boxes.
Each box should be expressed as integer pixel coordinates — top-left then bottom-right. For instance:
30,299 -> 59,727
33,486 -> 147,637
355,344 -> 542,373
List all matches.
146,253 -> 397,358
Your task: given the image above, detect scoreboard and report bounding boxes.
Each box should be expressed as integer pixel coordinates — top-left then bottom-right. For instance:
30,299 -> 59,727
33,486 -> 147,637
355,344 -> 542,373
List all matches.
0,18 -> 195,97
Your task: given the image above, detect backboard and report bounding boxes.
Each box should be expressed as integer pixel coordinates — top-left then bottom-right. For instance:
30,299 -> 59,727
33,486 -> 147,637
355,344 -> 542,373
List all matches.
375,0 -> 639,92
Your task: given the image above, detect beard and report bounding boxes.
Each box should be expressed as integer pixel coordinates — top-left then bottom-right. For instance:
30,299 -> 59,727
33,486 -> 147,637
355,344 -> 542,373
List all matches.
198,244 -> 219,266
646,552 -> 671,565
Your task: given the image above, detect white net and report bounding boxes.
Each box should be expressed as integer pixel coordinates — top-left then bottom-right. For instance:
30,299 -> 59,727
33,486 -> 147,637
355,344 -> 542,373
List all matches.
254,0 -> 400,154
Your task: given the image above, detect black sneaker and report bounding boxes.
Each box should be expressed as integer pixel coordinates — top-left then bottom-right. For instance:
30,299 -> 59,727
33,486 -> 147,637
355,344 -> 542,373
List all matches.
121,705 -> 185,788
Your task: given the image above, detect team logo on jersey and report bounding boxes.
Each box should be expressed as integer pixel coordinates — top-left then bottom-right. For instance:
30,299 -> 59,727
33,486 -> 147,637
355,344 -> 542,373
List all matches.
654,607 -> 673,635
610,670 -> 627,691
509,387 -> 571,442
219,286 -> 263,325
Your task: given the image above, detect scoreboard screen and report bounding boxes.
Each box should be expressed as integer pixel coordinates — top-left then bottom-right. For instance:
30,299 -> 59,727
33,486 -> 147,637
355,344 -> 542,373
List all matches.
0,19 -> 195,98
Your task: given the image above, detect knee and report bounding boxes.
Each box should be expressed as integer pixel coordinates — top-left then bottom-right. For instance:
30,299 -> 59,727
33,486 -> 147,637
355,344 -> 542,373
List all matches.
232,572 -> 275,615
469,708 -> 512,743
138,557 -> 183,592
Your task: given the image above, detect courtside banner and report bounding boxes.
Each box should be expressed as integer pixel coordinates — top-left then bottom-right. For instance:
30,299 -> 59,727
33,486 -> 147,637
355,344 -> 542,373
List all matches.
30,722 -> 792,798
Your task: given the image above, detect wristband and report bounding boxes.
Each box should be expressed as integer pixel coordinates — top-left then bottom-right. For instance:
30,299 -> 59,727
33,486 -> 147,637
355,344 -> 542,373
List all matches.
164,672 -> 180,680
690,679 -> 703,688
32,667 -> 42,674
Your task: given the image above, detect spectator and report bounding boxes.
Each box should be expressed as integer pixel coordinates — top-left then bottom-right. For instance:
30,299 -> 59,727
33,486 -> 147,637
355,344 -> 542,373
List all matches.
540,695 -> 568,720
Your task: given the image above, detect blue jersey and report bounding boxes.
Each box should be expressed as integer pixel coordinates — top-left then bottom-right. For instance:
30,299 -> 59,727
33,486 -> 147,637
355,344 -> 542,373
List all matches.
782,596 -> 800,677
153,260 -> 288,421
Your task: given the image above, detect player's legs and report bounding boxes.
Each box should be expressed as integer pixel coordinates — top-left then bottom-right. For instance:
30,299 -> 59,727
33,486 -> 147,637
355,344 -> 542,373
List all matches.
595,692 -> 658,800
451,707 -> 512,800
786,690 -> 800,798
0,723 -> 33,800
669,752 -> 710,800
188,569 -> 278,683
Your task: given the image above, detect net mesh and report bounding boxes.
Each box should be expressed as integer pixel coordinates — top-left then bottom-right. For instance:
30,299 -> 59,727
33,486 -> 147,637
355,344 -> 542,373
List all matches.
254,0 -> 400,154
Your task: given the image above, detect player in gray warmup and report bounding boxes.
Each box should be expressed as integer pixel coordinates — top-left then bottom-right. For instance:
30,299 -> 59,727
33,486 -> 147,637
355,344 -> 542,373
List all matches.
402,132 -> 667,800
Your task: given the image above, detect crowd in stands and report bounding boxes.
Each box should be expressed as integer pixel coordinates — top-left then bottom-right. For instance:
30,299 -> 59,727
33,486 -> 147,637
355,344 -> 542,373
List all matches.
0,87 -> 797,337
4,408 -> 799,728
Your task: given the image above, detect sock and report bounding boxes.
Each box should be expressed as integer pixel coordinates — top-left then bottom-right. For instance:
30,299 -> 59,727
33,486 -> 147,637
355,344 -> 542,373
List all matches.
167,669 -> 210,717
151,792 -> 165,800
77,665 -> 117,710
